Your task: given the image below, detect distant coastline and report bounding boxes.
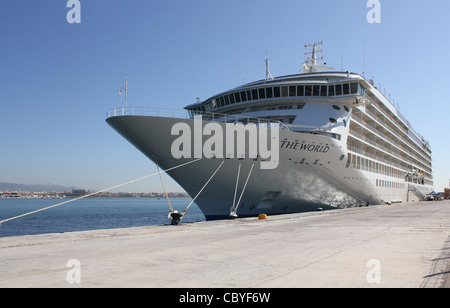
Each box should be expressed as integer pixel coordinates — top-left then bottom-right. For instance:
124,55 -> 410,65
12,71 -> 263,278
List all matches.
0,190 -> 190,199
0,182 -> 189,199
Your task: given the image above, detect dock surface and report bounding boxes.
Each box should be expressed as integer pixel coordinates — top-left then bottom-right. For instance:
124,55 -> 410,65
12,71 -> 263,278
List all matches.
1,201 -> 449,288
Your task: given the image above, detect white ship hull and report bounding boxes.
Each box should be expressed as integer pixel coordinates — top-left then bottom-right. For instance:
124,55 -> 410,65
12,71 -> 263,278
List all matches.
108,43 -> 433,220
106,115 -> 431,220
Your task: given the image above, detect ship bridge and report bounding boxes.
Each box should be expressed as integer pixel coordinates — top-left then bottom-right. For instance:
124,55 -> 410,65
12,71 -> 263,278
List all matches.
185,72 -> 372,123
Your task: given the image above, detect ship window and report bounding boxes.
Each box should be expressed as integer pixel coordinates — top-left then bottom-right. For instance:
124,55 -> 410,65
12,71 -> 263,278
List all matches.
289,86 -> 296,97
343,105 -> 350,112
297,104 -> 305,109
266,87 -> 273,98
320,85 -> 327,96
229,93 -> 235,104
234,92 -> 241,103
346,154 -> 351,168
335,84 -> 342,95
247,90 -> 252,100
220,96 -> 225,107
281,86 -> 289,97
329,117 -> 337,124
252,89 -> 258,100
297,85 -> 304,96
332,105 -> 341,110
350,82 -> 358,94
273,87 -> 281,98
240,91 -> 247,102
313,85 -> 320,96
328,85 -> 335,96
224,95 -> 230,105
305,85 -> 312,96
258,88 -> 266,99
343,83 -> 350,95
331,133 -> 341,140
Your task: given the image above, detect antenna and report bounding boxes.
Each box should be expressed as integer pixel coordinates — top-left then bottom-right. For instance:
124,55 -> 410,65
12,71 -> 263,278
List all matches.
301,41 -> 334,73
304,41 -> 324,66
363,41 -> 366,77
265,52 -> 274,81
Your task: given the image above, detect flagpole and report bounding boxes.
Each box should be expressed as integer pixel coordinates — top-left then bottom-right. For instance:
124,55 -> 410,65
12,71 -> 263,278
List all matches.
125,77 -> 128,115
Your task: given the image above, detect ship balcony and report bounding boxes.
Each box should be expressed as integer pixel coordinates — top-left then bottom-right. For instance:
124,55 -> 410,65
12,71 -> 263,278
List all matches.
351,111 -> 432,166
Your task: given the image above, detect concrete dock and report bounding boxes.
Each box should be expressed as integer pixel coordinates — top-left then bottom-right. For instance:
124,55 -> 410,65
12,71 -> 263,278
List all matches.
1,201 -> 449,288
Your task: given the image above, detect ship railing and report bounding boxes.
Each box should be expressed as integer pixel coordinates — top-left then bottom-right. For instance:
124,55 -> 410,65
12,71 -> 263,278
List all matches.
200,112 -> 291,130
377,92 -> 427,151
347,145 -> 410,174
106,107 -> 288,128
352,112 -> 432,167
349,131 -> 427,174
365,105 -> 432,159
106,107 -> 329,132
348,142 -> 432,178
349,129 -> 402,158
106,107 -> 191,119
367,100 -> 410,136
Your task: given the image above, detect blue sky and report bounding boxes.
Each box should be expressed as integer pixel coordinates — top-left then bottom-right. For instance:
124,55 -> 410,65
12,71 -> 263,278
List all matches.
1,0 -> 449,193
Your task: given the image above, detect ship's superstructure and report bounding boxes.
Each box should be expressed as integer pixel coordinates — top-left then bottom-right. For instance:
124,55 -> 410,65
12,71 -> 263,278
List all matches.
107,42 -> 433,220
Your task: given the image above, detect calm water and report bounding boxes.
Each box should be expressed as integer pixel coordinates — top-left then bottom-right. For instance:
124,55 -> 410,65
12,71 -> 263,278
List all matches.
0,198 -> 205,238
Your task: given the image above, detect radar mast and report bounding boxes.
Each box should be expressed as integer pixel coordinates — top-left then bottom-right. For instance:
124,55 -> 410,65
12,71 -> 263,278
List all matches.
301,41 -> 334,73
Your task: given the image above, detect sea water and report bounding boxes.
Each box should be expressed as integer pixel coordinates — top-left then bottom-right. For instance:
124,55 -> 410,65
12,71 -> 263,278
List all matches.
0,198 -> 205,238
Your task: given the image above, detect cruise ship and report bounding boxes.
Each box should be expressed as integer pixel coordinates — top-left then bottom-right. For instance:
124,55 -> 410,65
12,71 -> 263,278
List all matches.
106,42 -> 433,221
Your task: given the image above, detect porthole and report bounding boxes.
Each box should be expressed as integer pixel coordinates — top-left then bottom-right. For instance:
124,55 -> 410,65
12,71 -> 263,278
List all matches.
329,117 -> 337,124
344,105 -> 350,112
332,105 -> 341,110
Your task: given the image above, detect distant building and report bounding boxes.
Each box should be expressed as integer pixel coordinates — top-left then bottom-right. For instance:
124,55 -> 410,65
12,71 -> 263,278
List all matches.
445,188 -> 450,199
72,189 -> 87,197
0,191 -> 20,198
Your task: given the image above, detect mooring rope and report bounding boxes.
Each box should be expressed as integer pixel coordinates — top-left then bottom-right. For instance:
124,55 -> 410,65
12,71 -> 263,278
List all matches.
0,158 -> 201,225
156,163 -> 174,213
181,160 -> 225,215
231,163 -> 242,214
230,162 -> 255,217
